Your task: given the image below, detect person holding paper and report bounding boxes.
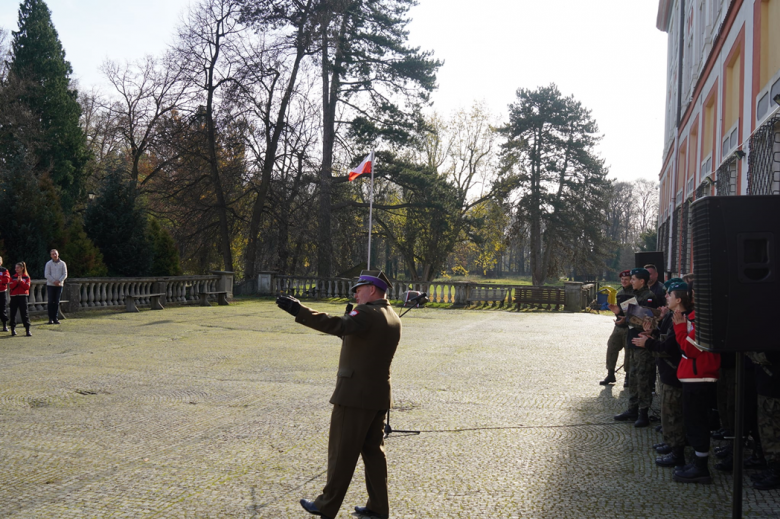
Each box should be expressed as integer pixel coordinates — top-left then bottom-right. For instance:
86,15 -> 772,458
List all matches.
614,268 -> 661,427
632,279 -> 688,468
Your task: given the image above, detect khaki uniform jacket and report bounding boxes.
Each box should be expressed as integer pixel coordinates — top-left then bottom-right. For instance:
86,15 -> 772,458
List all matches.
295,299 -> 401,410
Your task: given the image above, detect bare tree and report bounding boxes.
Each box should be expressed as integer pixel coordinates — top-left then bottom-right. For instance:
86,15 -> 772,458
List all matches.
634,178 -> 659,234
79,88 -> 122,167
101,54 -> 188,187
236,0 -> 318,279
174,0 -> 245,272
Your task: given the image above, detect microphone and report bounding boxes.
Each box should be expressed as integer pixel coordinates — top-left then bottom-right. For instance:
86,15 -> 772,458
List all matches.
402,291 -> 429,307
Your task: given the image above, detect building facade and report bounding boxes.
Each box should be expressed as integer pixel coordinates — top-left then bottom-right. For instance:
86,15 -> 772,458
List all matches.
656,0 -> 780,277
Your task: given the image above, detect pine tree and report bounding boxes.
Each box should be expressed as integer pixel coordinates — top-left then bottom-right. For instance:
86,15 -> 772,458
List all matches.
61,218 -> 108,277
148,218 -> 182,276
10,0 -> 90,211
84,168 -> 152,277
0,145 -> 65,278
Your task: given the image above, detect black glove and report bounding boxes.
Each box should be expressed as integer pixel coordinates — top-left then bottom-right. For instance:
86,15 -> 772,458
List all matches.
276,295 -> 301,316
345,303 -> 353,315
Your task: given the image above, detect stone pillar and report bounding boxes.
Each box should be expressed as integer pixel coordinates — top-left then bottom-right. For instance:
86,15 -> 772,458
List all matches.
211,271 -> 235,299
63,283 -> 81,314
257,271 -> 276,295
564,281 -> 583,312
153,280 -> 168,305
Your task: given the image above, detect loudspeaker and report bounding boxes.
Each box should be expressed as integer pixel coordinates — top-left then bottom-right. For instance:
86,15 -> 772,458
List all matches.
635,251 -> 665,279
691,195 -> 779,352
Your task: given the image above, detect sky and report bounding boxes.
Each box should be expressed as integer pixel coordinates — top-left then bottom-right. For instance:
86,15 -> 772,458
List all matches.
0,0 -> 668,184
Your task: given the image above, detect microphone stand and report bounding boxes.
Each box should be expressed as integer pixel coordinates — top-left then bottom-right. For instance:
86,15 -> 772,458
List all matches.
385,294 -> 426,437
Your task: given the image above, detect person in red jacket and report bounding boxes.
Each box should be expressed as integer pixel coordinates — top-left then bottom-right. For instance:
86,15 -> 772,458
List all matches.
9,261 -> 32,337
670,281 -> 720,483
0,256 -> 10,332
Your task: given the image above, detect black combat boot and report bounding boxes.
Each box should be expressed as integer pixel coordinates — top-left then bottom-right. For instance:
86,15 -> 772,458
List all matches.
745,442 -> 767,469
656,446 -> 685,467
2,321 -> 7,332
634,408 -> 650,428
614,407 -> 639,421
599,370 -> 616,385
673,455 -> 712,483
753,464 -> 780,490
25,325 -> 31,337
714,452 -> 733,472
10,326 -> 16,336
656,443 -> 673,454
714,442 -> 732,459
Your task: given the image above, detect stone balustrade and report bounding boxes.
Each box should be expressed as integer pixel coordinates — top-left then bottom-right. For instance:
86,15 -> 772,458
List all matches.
24,272 -> 234,315
266,274 -> 592,311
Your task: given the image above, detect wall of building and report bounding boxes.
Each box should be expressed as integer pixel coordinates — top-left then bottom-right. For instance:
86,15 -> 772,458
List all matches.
656,0 -> 780,277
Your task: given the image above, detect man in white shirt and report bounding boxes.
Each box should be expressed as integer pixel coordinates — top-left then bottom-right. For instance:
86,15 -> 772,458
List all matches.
44,249 -> 68,325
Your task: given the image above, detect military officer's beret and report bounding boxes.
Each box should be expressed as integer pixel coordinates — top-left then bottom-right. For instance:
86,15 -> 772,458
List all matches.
663,277 -> 683,289
667,281 -> 689,293
630,268 -> 650,281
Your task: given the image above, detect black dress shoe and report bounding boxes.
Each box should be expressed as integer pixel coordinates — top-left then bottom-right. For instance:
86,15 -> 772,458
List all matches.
354,505 -> 389,519
300,499 -> 331,519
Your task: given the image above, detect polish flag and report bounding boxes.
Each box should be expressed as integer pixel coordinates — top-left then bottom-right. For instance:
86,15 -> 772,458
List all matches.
348,152 -> 373,181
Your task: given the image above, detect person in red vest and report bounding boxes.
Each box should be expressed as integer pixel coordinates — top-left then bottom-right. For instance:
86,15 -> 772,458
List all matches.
9,261 -> 32,337
0,256 -> 11,332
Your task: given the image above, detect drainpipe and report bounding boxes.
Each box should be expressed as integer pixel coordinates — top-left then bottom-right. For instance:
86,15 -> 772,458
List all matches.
676,0 -> 685,125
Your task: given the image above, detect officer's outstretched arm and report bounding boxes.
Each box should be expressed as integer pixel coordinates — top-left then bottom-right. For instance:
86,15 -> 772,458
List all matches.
295,305 -> 369,337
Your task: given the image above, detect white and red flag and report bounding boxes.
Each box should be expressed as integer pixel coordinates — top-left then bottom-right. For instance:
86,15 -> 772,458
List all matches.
348,152 -> 374,181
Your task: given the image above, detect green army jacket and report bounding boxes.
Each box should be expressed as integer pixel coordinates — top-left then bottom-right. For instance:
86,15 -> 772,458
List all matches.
296,299 -> 402,410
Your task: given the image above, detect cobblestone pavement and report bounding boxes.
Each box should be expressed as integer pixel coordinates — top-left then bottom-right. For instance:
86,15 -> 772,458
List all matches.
1,300 -> 778,518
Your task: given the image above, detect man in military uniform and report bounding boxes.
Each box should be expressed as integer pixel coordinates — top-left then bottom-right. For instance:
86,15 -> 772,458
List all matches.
601,270 -> 633,385
750,351 -> 780,490
614,268 -> 661,428
645,264 -> 667,300
277,270 -> 401,519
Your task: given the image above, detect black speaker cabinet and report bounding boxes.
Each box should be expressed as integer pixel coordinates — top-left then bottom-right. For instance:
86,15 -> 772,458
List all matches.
691,195 -> 779,352
635,251 -> 665,277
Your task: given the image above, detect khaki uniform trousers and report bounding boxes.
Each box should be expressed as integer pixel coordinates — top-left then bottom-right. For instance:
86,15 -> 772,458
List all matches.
314,404 -> 388,518
606,326 -> 627,371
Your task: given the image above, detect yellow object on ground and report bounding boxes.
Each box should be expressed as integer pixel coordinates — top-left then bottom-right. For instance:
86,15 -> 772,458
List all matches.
599,286 -> 617,305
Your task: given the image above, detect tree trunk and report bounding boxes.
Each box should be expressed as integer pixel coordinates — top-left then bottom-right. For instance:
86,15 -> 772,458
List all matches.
204,30 -> 234,273
317,14 -> 348,277
530,127 -> 544,286
243,3 -> 312,279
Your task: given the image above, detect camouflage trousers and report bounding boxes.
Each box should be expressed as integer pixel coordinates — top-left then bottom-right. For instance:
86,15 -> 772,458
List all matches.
606,326 -> 627,371
758,395 -> 780,464
628,347 -> 655,409
661,383 -> 685,448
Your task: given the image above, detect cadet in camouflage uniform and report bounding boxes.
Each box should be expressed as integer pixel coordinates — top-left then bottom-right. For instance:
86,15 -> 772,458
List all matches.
614,268 -> 661,428
633,279 -> 688,467
750,351 -> 780,490
600,270 -> 633,385
277,270 -> 401,519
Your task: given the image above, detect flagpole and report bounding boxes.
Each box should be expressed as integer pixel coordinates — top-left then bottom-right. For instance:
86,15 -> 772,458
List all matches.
367,151 -> 375,269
